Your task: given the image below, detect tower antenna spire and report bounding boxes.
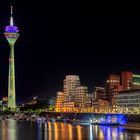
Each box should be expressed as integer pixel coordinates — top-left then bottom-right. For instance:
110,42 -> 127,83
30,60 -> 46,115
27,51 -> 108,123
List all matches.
11,5 -> 13,15
10,5 -> 14,26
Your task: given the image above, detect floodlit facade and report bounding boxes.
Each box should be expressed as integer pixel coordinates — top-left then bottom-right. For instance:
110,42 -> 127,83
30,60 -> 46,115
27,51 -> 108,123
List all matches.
55,92 -> 65,112
115,90 -> 140,113
132,74 -> 140,89
106,75 -> 121,107
74,86 -> 88,108
121,71 -> 133,90
85,93 -> 92,109
106,75 -> 120,97
93,87 -> 107,101
63,102 -> 75,112
63,75 -> 80,102
4,6 -> 20,108
55,75 -> 94,112
92,99 -> 110,113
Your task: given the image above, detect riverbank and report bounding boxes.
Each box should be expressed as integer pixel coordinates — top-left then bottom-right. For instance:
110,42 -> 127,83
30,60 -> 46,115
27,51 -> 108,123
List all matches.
1,112 -> 140,130
121,122 -> 140,131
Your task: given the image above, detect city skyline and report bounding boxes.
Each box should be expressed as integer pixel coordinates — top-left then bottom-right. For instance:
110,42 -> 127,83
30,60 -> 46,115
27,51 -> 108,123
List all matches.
0,1 -> 140,102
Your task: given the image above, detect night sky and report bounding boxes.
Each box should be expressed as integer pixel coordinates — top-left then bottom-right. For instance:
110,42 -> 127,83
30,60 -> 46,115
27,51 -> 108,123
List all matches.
0,1 -> 140,102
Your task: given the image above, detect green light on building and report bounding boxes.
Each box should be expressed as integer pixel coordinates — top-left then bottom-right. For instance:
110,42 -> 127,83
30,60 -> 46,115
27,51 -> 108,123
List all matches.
132,74 -> 140,85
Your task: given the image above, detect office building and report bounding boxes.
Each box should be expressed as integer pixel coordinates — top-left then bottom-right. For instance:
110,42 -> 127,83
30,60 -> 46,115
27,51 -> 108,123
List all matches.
115,89 -> 140,113
121,71 -> 133,90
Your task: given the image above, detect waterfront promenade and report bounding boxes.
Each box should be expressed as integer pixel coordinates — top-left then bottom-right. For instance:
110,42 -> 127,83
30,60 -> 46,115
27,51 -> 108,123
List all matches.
1,111 -> 140,127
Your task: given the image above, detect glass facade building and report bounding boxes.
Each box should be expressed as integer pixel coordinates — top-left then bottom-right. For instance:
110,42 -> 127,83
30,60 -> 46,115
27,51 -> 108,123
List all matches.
115,90 -> 140,113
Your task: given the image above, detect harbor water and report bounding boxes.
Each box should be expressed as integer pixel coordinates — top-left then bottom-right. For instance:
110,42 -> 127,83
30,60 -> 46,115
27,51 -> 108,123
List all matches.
0,119 -> 140,140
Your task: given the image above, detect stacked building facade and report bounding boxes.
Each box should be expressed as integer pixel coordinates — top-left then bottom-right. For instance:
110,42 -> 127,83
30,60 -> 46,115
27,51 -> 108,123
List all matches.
55,75 -> 92,112
115,90 -> 140,113
54,71 -> 140,113
107,71 -> 140,113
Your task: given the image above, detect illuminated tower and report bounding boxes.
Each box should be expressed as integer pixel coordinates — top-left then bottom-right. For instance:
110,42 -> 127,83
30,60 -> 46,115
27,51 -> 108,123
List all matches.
4,6 -> 20,108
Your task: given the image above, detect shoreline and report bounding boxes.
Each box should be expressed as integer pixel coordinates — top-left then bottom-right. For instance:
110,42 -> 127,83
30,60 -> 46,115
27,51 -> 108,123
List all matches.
1,117 -> 140,131
120,123 -> 140,131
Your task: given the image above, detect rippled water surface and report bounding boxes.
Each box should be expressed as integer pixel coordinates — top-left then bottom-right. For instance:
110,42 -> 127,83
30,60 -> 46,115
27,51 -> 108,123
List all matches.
0,119 -> 140,140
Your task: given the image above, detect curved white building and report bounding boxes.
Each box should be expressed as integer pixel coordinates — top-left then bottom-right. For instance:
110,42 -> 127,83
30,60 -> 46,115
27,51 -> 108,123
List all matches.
63,75 -> 80,102
63,75 -> 80,95
74,86 -> 88,108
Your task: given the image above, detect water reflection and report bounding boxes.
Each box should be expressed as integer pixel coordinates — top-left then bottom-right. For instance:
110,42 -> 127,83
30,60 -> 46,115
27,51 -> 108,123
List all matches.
0,119 -> 140,140
68,124 -> 73,140
76,125 -> 82,140
1,119 -> 17,140
44,123 -> 47,140
89,125 -> 93,140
